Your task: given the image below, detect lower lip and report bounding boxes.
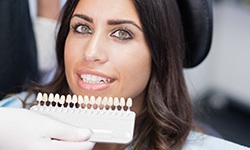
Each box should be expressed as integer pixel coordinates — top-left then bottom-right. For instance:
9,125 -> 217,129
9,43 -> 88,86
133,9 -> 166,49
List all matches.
77,75 -> 113,91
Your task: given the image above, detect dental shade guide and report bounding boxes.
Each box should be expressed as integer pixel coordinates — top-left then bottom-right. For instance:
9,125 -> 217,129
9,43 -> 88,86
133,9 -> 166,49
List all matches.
30,92 -> 136,144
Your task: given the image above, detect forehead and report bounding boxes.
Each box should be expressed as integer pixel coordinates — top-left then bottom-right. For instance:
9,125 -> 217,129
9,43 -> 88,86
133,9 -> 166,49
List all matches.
73,0 -> 140,23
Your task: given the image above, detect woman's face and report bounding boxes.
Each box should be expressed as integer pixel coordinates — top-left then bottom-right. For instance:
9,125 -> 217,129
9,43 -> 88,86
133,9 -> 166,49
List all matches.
65,0 -> 151,112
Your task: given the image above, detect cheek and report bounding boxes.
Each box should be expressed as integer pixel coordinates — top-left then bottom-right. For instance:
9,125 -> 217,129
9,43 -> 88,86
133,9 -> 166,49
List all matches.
64,36 -> 82,70
116,47 -> 151,98
128,59 -> 151,99
65,37 -> 76,63
64,38 -> 78,89
64,40 -> 73,76
130,57 -> 151,91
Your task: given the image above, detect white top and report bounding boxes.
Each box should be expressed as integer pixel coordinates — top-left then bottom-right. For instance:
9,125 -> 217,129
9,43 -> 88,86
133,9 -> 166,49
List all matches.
0,92 -> 249,150
183,131 -> 250,150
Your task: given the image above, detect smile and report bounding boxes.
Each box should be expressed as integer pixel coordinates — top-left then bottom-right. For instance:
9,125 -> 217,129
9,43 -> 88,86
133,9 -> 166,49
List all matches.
80,74 -> 114,84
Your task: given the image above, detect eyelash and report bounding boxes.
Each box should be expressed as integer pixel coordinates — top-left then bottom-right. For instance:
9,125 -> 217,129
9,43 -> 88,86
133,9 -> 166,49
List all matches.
111,28 -> 133,41
71,22 -> 93,34
71,23 -> 134,41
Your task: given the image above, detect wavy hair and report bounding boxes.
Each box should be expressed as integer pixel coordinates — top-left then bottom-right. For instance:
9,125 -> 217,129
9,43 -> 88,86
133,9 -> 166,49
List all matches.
32,0 -> 193,149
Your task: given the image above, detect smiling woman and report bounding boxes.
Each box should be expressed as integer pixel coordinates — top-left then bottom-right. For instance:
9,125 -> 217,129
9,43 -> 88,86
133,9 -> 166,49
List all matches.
33,0 -> 189,149
1,0 -> 249,150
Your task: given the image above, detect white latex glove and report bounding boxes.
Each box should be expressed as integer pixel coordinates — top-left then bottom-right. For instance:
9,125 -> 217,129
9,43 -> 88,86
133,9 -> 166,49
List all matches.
0,108 -> 95,150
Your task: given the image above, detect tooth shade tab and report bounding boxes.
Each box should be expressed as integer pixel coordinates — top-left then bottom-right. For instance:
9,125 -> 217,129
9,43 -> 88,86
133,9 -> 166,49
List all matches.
126,98 -> 133,111
59,95 -> 65,105
108,97 -> 113,106
42,93 -> 50,106
90,96 -> 95,105
78,95 -> 84,104
66,94 -> 72,103
54,94 -> 60,103
43,93 -> 48,101
96,96 -> 102,105
120,97 -> 125,107
83,96 -> 89,104
102,97 -> 108,105
30,92 -> 136,144
72,95 -> 78,103
114,97 -> 119,107
36,92 -> 43,102
48,93 -> 54,102
33,93 -> 133,111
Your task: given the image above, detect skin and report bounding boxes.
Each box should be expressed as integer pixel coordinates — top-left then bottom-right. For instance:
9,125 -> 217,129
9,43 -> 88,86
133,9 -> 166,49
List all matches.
64,0 -> 151,148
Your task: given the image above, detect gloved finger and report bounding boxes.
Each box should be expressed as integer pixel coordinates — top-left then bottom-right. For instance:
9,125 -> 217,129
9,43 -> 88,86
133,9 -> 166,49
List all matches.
43,119 -> 92,142
50,140 -> 95,150
51,127 -> 92,142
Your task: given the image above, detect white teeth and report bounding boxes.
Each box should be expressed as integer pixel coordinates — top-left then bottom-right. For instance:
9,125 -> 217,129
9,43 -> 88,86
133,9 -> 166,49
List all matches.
80,74 -> 113,84
36,93 -> 133,111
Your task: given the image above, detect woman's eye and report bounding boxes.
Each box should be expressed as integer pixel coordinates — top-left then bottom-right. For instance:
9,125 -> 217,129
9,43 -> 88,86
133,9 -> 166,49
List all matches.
74,24 -> 92,34
111,29 -> 132,40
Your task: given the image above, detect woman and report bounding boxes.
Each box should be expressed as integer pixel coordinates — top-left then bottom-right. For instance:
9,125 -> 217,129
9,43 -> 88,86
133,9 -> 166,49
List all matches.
34,0 -> 192,149
1,0 -> 249,150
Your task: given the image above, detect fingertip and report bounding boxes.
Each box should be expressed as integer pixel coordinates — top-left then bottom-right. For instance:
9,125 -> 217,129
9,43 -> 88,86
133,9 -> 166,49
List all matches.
77,128 -> 92,141
50,124 -> 92,142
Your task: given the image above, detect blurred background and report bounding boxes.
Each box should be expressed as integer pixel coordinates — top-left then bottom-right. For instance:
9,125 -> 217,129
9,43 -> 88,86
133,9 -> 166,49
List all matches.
184,0 -> 250,147
1,0 -> 249,147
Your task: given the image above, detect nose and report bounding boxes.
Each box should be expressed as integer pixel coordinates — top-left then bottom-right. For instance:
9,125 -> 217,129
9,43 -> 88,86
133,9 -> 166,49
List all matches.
83,32 -> 108,63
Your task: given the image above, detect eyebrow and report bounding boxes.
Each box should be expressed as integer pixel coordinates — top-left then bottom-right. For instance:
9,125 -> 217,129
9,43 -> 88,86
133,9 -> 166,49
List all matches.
72,14 -> 93,23
107,20 -> 142,31
72,13 -> 142,31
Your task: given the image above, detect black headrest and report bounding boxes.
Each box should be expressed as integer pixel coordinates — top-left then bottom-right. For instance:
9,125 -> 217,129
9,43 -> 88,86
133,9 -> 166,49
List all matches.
177,0 -> 213,68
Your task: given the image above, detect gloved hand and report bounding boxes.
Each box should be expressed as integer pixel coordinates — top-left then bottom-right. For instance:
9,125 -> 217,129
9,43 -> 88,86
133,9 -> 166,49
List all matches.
0,108 -> 95,150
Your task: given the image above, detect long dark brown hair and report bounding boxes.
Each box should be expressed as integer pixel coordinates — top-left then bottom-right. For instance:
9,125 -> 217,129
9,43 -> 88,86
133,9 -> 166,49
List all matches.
32,0 -> 193,149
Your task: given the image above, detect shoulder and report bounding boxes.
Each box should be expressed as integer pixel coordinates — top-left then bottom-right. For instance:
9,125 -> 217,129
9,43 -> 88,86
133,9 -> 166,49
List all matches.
0,92 -> 35,108
183,131 -> 250,150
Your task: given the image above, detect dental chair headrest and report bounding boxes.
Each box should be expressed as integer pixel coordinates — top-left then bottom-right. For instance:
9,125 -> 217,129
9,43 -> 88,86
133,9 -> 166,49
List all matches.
177,0 -> 213,68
